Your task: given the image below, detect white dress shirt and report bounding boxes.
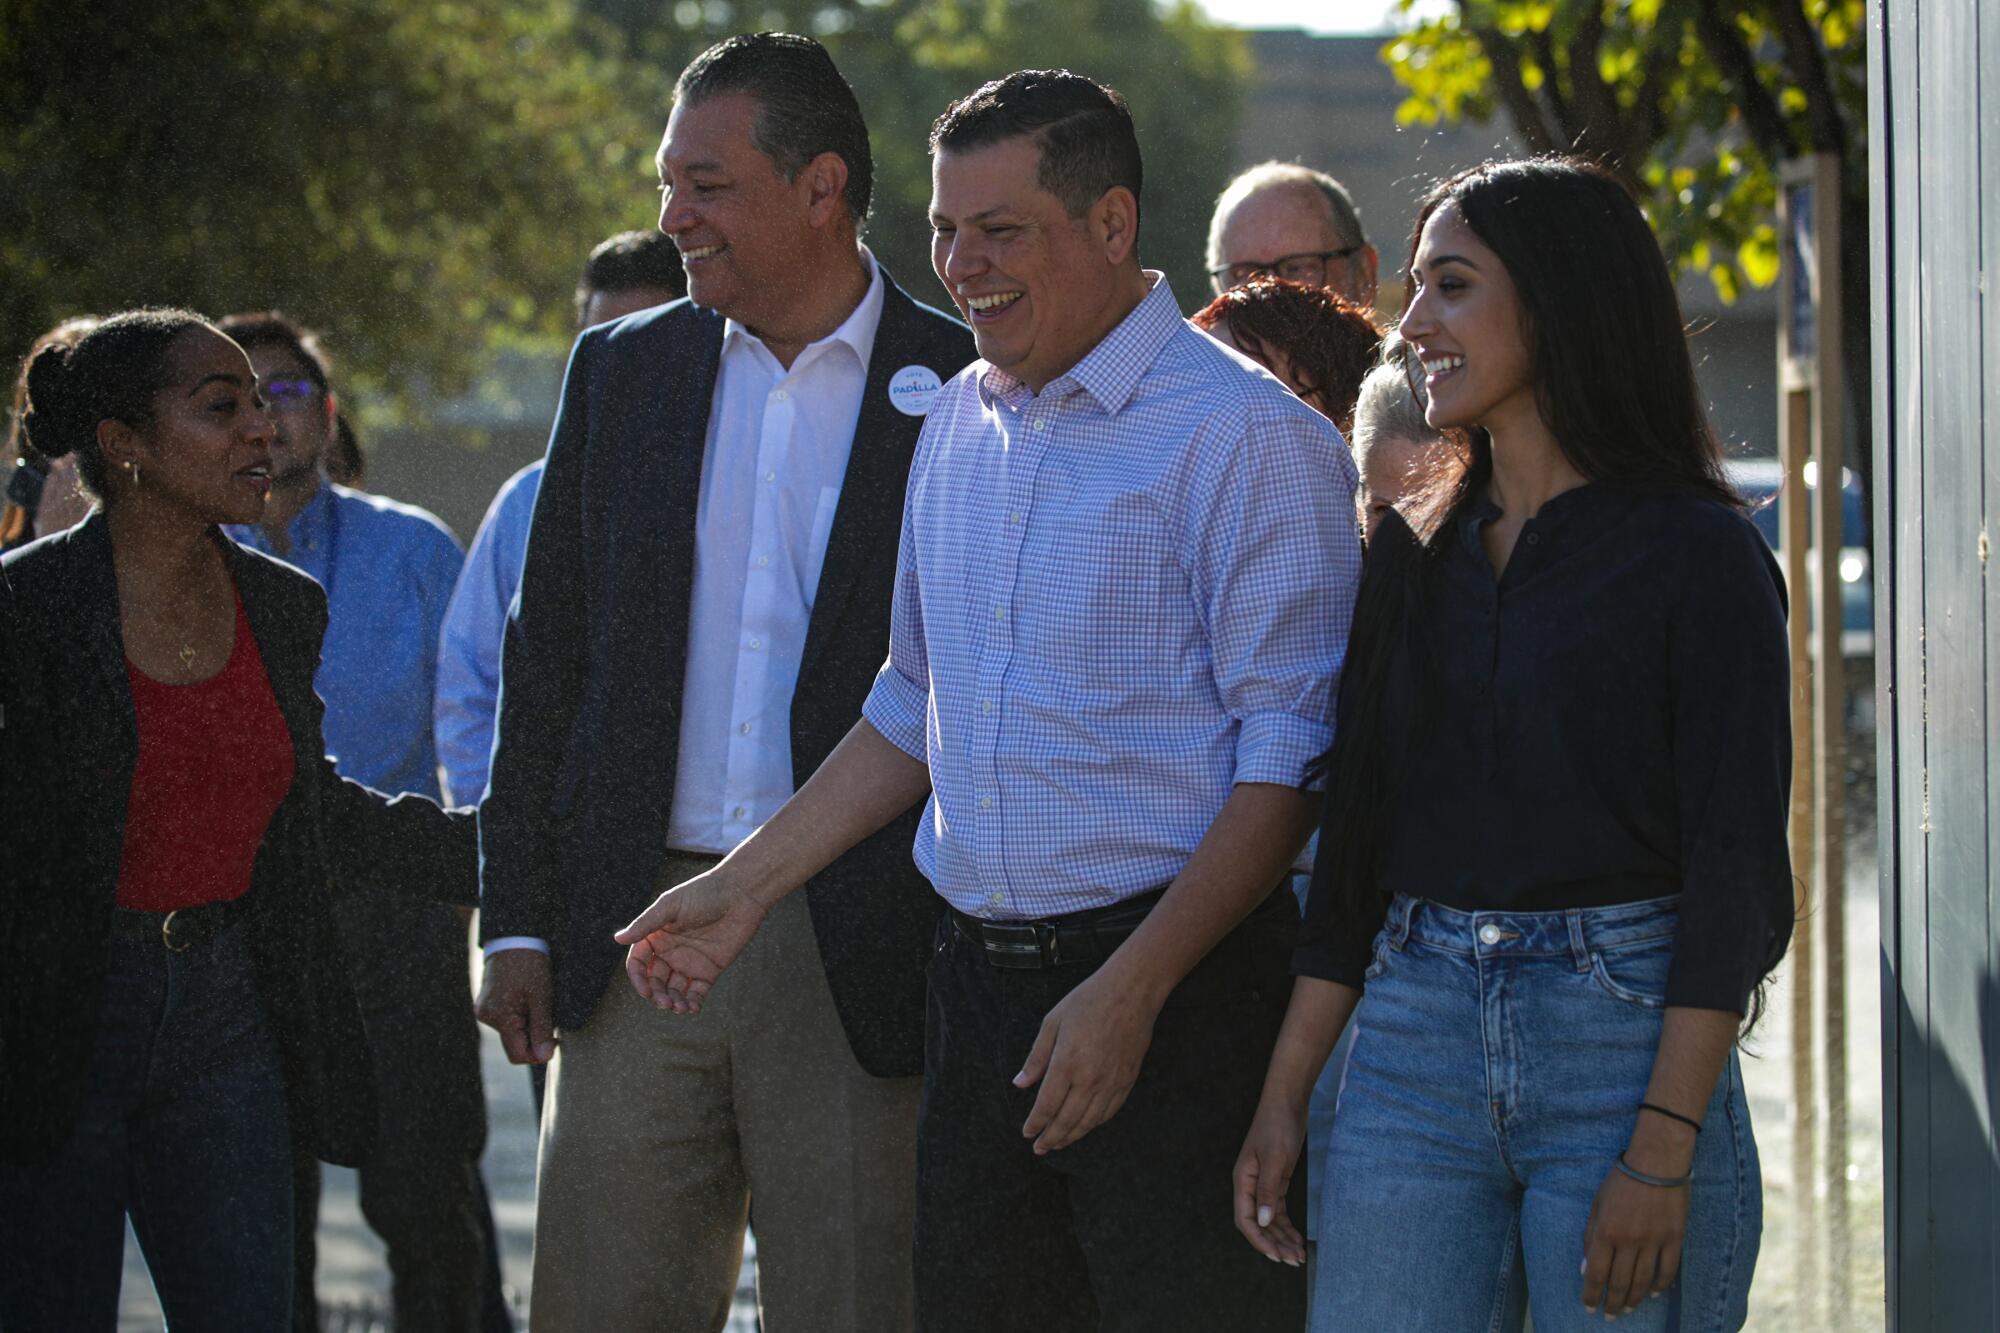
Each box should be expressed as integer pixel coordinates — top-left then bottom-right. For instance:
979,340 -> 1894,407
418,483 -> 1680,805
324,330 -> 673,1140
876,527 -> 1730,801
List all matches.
664,254 -> 884,850
485,251 -> 884,957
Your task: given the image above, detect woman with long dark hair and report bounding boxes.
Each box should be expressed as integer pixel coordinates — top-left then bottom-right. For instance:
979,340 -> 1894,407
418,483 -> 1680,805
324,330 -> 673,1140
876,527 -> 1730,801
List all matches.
0,309 -> 475,1327
1231,158 -> 1792,1331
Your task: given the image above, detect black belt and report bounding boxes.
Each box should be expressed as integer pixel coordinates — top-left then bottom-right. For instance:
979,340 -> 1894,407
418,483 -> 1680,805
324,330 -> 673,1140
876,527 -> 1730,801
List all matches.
948,888 -> 1168,970
112,898 -> 248,953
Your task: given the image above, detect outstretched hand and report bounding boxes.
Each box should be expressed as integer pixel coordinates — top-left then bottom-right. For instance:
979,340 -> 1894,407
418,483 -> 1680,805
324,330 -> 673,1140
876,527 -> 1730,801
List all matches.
614,868 -> 768,1014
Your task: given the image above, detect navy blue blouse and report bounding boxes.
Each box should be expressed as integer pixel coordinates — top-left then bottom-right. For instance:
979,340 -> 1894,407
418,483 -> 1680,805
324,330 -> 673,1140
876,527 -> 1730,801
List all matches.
1294,483 -> 1795,1014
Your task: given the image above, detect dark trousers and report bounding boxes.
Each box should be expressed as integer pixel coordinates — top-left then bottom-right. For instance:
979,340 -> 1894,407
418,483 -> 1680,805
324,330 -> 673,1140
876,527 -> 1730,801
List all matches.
915,889 -> 1306,1332
290,893 -> 510,1333
0,915 -> 293,1331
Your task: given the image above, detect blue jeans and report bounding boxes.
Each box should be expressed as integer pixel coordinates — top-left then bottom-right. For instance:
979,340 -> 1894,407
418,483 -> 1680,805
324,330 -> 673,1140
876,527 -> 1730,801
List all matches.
0,911 -> 293,1331
1313,894 -> 1761,1332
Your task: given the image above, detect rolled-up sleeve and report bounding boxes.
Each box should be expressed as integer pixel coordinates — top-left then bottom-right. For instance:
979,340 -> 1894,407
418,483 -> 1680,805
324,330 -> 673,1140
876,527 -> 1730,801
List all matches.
1663,518 -> 1795,1013
860,433 -> 933,763
1184,403 -> 1358,792
1292,800 -> 1382,987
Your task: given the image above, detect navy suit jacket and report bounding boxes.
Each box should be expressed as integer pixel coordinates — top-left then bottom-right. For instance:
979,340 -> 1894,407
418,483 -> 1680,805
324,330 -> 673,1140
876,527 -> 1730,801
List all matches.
478,267 -> 974,1077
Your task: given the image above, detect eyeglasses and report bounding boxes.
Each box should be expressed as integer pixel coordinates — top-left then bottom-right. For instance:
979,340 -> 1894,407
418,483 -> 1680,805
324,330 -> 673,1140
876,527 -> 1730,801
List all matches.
261,378 -> 323,409
1208,246 -> 1365,292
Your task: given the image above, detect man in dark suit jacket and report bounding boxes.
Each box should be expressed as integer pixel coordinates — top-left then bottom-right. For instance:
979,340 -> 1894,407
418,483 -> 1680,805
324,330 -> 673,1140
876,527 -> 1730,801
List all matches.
474,33 -> 973,1332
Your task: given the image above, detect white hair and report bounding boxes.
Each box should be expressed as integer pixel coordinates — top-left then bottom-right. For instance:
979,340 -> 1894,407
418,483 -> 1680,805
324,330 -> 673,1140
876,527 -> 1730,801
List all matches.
1351,333 -> 1436,463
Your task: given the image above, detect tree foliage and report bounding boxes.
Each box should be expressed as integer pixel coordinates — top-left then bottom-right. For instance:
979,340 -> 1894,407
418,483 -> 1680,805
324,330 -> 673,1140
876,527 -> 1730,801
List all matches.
0,0 -> 1245,416
1383,0 -> 1864,306
0,0 -> 670,404
586,0 -> 1249,313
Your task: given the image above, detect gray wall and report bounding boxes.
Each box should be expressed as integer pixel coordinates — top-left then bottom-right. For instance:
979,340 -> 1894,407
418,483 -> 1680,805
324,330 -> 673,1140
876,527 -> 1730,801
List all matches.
1871,1 -> 2000,1327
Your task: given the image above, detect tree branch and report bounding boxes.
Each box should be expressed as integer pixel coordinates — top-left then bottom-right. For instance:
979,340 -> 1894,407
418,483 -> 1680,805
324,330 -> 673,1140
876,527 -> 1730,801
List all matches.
1628,0 -> 1688,153
1691,0 -> 1795,162
1563,1 -> 1625,163
1767,0 -> 1849,155
1530,24 -> 1582,147
1465,22 -> 1561,154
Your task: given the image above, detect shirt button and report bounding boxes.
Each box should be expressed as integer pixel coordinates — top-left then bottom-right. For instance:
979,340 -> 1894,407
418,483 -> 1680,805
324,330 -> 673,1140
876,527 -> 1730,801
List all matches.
764,470 -> 776,483
739,722 -> 752,735
979,797 -> 993,809
1033,419 -> 1048,433
755,555 -> 770,568
989,891 -> 1005,906
1525,532 -> 1540,545
773,388 -> 789,402
748,637 -> 761,650
1479,924 -> 1501,945
732,806 -> 747,820
994,606 -> 1006,620
981,699 -> 993,713
1009,511 -> 1022,524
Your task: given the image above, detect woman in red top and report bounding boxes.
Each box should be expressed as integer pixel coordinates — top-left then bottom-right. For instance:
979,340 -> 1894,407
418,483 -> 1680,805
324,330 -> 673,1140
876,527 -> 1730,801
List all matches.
0,310 -> 477,1328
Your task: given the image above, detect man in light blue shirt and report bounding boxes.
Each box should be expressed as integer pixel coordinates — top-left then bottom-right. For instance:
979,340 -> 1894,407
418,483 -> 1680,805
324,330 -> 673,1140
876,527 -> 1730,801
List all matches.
616,71 -> 1358,1328
435,230 -> 686,808
220,312 -> 505,1333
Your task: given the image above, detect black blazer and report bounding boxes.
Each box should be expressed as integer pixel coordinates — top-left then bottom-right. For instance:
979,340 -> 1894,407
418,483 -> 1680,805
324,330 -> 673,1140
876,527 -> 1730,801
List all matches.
0,513 -> 478,1169
480,267 -> 975,1077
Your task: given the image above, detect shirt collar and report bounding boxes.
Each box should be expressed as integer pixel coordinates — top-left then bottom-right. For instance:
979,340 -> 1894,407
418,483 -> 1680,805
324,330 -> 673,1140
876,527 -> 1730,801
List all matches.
1456,479 -> 1626,558
722,245 -> 885,373
978,271 -> 1181,417
234,478 -> 333,555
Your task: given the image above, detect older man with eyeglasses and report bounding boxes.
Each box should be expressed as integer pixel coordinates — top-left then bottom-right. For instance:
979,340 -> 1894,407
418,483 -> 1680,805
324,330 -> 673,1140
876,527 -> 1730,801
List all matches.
1206,161 -> 1380,308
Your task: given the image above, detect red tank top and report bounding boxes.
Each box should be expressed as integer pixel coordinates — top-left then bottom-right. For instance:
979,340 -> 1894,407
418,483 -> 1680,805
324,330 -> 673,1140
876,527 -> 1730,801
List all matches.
115,591 -> 297,911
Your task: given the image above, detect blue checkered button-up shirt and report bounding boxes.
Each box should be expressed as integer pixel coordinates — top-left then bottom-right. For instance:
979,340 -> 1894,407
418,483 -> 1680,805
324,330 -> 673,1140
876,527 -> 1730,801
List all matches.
861,275 -> 1360,920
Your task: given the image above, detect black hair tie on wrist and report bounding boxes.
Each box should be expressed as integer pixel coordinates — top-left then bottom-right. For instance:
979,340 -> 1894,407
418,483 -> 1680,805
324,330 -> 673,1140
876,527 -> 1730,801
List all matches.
1615,1152 -> 1692,1189
1637,1101 -> 1703,1134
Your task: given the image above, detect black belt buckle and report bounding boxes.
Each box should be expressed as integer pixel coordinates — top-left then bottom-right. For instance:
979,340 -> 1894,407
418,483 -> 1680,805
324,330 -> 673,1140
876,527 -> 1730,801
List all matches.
986,920 -> 1061,969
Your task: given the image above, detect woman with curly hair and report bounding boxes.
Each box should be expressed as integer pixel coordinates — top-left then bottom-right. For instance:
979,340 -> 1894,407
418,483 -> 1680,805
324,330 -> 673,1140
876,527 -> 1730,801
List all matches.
1192,278 -> 1381,435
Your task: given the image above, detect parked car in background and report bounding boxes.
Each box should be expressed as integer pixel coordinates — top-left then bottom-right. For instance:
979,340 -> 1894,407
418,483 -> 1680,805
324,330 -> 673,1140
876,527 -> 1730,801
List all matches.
1725,457 -> 1873,661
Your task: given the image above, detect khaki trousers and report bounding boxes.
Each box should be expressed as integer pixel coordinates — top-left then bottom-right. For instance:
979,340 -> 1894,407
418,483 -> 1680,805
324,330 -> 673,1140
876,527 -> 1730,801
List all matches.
528,875 -> 920,1333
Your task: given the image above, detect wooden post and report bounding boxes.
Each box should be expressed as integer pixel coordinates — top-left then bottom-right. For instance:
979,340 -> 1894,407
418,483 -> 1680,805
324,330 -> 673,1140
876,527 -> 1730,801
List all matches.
1800,148 -> 1852,1314
1776,156 -> 1825,1318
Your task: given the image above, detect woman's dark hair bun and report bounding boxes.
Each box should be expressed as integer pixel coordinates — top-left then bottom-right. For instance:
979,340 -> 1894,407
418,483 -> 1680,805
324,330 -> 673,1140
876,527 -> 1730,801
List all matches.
21,341 -> 82,460
12,308 -> 211,504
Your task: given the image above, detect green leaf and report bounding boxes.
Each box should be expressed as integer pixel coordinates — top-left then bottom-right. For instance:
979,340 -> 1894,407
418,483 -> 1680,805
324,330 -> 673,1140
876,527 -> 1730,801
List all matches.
1738,225 -> 1781,287
1710,263 -> 1740,304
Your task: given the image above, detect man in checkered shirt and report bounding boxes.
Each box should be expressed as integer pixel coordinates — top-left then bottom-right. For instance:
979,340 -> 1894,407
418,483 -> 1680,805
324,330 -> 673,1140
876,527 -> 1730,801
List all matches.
617,69 -> 1359,1328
